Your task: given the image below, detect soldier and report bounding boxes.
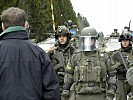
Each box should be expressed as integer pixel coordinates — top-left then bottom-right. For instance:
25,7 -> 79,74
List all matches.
48,27 -> 75,99
69,25 -> 79,49
110,29 -> 119,37
112,30 -> 133,100
67,20 -> 73,28
62,27 -> 116,100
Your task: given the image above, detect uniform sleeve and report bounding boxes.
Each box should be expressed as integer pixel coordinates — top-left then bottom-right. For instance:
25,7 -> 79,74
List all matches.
63,54 -> 76,90
105,53 -> 117,97
40,51 -> 61,100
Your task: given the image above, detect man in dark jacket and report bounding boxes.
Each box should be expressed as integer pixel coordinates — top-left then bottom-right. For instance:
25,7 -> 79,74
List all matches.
0,7 -> 60,100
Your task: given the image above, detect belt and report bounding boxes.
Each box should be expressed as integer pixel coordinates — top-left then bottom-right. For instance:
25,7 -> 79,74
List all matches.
80,81 -> 100,87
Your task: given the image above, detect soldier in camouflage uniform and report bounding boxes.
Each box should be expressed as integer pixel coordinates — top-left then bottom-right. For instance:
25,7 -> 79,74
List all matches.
112,30 -> 133,100
48,27 -> 75,99
62,27 -> 116,100
126,67 -> 133,100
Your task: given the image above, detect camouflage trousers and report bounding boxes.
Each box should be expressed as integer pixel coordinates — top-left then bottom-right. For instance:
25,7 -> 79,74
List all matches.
116,79 -> 131,100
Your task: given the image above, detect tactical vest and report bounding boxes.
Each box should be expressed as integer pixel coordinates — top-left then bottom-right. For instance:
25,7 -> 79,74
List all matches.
52,47 -> 74,71
73,51 -> 107,94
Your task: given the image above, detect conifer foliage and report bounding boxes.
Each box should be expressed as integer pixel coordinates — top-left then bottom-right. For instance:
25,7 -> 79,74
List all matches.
0,0 -> 89,43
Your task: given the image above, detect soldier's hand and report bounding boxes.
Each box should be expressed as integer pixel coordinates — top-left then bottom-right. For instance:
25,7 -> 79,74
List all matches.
106,95 -> 114,100
106,88 -> 115,100
116,65 -> 126,73
62,90 -> 69,97
128,92 -> 133,100
48,46 -> 57,54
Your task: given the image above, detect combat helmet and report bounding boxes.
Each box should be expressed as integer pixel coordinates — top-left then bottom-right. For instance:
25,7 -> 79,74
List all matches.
81,27 -> 98,37
55,26 -> 71,40
69,25 -> 79,36
79,27 -> 98,51
119,30 -> 132,42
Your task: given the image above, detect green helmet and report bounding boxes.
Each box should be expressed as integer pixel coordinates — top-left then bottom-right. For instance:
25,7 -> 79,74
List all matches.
55,26 -> 71,40
81,27 -> 98,37
79,27 -> 98,51
119,31 -> 132,42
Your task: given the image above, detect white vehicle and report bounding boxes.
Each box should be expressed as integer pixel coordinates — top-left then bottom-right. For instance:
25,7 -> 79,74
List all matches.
38,37 -> 55,52
105,37 -> 121,52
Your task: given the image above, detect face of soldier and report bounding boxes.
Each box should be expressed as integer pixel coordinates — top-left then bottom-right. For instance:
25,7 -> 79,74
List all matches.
58,35 -> 68,44
79,36 -> 97,51
121,40 -> 130,47
91,38 -> 96,45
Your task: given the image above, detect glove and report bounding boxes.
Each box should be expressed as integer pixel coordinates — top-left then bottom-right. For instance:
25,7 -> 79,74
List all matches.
116,65 -> 126,74
128,93 -> 133,100
106,95 -> 114,100
62,90 -> 69,97
106,88 -> 115,100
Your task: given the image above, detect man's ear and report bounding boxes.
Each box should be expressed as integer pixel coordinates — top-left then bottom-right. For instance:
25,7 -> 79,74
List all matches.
24,21 -> 29,29
2,23 -> 5,31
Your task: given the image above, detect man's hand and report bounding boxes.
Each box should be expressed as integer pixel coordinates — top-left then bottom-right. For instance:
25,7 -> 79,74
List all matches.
106,95 -> 114,100
62,90 -> 69,97
48,46 -> 57,54
106,87 -> 115,100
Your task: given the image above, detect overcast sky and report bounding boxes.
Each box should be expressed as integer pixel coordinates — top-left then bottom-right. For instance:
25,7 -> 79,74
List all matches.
70,0 -> 133,36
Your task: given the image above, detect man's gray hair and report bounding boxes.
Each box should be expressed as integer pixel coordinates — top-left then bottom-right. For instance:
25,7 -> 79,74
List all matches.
1,7 -> 27,29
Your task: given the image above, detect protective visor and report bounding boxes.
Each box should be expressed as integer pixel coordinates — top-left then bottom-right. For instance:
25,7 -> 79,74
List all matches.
79,36 -> 97,51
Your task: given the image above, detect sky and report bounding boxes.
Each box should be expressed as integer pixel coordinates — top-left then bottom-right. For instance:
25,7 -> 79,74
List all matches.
70,0 -> 133,36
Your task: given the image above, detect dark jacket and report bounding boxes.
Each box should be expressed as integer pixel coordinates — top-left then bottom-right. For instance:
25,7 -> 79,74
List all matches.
0,26 -> 60,100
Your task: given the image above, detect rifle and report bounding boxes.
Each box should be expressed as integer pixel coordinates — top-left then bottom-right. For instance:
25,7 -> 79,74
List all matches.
112,51 -> 128,71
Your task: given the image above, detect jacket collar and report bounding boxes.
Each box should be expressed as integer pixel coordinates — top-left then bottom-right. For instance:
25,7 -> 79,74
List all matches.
0,26 -> 26,37
0,26 -> 28,40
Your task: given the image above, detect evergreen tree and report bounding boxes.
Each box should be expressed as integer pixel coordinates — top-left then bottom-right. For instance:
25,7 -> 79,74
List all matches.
53,0 -> 77,27
0,0 -> 78,43
77,13 -> 90,32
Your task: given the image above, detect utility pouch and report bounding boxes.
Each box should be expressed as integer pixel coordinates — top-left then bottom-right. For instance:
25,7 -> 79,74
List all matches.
74,66 -> 80,82
75,82 -> 104,94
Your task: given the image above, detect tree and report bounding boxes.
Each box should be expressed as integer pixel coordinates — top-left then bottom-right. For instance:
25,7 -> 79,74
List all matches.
53,0 -> 77,27
77,13 -> 90,32
0,0 -> 77,43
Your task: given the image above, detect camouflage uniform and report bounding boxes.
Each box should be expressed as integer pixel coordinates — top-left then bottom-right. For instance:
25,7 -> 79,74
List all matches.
112,30 -> 133,100
49,44 -> 75,91
48,27 -> 75,99
62,27 -> 116,100
113,48 -> 133,100
70,35 -> 79,49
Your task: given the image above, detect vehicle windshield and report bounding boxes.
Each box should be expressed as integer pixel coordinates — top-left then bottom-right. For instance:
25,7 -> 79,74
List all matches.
44,38 -> 55,44
106,38 -> 121,51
